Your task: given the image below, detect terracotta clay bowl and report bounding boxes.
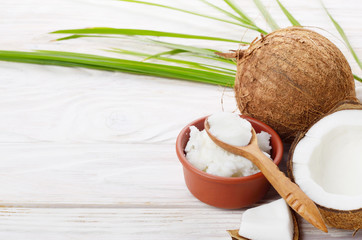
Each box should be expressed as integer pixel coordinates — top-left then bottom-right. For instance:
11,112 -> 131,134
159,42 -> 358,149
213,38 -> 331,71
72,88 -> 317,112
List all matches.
176,115 -> 283,209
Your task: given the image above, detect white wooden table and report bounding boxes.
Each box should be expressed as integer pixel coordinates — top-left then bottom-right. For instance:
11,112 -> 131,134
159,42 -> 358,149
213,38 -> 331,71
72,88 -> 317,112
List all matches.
0,0 -> 361,239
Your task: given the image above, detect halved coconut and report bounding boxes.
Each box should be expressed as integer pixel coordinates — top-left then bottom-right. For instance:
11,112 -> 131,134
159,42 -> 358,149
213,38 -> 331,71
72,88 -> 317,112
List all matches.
227,199 -> 299,240
288,101 -> 362,230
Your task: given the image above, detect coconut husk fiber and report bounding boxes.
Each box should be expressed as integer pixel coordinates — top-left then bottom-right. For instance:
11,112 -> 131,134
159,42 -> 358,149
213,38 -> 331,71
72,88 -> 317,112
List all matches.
219,27 -> 357,142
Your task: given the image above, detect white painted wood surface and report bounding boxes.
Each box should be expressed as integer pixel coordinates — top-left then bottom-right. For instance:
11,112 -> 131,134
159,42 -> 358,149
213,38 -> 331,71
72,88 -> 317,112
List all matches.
0,0 -> 361,239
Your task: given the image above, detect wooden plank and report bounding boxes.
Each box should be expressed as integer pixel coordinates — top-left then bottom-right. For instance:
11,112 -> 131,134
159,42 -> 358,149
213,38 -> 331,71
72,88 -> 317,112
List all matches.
0,143 -> 194,206
0,62 -> 237,144
0,0 -> 361,239
0,207 -> 359,240
0,140 -> 287,207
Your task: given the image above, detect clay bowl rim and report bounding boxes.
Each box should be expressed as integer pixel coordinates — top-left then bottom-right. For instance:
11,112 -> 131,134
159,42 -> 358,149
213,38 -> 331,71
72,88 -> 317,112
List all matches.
176,115 -> 284,184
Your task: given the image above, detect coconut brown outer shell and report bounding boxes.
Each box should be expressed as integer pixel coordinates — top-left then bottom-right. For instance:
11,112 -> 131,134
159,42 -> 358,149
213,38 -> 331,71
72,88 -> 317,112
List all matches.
234,27 -> 357,142
288,101 -> 362,230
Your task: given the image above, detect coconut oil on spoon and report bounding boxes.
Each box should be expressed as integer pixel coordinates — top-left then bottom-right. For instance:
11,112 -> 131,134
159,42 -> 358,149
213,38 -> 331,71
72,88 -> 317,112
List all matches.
204,114 -> 328,233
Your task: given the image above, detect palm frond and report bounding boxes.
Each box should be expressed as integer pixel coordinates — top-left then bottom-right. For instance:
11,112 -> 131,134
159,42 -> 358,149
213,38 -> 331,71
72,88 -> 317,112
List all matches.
142,49 -> 187,60
1,0 -> 360,86
108,48 -> 236,75
276,0 -> 301,26
354,74 -> 362,82
0,50 -> 235,86
200,0 -> 267,34
200,0 -> 245,23
146,39 -> 220,56
322,4 -> 362,70
253,0 -> 280,31
55,34 -> 117,41
118,0 -> 261,31
223,0 -> 255,25
52,28 -> 240,43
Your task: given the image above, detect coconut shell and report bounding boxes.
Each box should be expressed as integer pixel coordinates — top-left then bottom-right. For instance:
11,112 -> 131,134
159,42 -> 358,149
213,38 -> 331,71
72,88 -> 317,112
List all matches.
288,101 -> 362,230
232,27 -> 357,142
227,210 -> 299,240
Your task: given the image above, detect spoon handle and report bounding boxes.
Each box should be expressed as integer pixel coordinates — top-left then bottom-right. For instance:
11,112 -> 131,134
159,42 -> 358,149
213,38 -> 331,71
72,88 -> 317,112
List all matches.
203,120 -> 327,232
243,145 -> 327,233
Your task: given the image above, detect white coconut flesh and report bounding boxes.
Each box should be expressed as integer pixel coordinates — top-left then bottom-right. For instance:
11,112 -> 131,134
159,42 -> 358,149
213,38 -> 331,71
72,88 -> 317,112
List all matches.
185,112 -> 272,177
292,109 -> 362,211
208,112 -> 252,146
238,199 -> 294,240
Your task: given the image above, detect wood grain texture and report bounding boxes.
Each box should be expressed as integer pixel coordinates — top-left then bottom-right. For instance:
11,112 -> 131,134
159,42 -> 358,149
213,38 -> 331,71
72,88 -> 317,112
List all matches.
0,0 -> 362,239
0,208 -> 360,240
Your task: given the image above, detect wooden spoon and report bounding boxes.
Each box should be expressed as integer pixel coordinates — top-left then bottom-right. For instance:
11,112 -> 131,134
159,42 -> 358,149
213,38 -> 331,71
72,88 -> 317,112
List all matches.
204,119 -> 328,233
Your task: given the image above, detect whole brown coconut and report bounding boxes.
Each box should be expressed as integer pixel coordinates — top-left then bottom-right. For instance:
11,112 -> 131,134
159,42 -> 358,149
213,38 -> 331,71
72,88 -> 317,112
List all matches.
230,27 -> 357,141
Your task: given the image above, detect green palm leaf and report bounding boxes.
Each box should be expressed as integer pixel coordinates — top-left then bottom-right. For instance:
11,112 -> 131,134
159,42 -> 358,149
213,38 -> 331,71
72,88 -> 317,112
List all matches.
276,0 -> 301,26
200,0 -> 245,23
353,74 -> 362,82
55,34 -> 117,41
0,50 -> 235,86
117,0 -> 262,32
200,0 -> 267,34
253,0 -> 279,31
0,0 -> 360,85
52,28 -> 240,43
142,49 -> 187,60
108,48 -> 236,75
323,4 -> 362,70
223,0 -> 255,25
